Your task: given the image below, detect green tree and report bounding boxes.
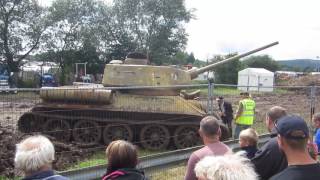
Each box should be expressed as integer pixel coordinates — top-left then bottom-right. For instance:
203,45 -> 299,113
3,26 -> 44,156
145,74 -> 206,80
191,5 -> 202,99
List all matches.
211,53 -> 243,84
108,0 -> 192,64
242,55 -> 280,72
193,59 -> 206,67
187,52 -> 196,64
170,51 -> 188,65
73,39 -> 105,74
0,0 -> 49,73
44,0 -> 104,84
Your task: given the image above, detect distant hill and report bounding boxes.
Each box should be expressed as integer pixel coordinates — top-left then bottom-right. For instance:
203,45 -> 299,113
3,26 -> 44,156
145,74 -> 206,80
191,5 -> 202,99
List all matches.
277,59 -> 320,71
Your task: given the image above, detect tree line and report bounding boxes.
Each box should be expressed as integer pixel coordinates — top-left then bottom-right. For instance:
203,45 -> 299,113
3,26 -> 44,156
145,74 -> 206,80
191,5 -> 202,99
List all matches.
0,0 -> 289,86
0,0 -> 195,84
212,55 -> 280,84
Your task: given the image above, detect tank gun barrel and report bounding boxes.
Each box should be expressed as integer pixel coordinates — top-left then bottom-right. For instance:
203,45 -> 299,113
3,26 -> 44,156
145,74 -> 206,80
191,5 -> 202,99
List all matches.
188,41 -> 279,79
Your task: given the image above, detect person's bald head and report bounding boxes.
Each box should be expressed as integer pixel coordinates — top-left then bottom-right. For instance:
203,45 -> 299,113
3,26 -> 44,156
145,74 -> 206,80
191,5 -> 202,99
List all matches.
200,116 -> 220,138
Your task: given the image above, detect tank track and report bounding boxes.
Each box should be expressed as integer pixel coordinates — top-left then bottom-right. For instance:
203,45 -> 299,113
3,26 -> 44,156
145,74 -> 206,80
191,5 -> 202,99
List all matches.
18,106 -> 229,150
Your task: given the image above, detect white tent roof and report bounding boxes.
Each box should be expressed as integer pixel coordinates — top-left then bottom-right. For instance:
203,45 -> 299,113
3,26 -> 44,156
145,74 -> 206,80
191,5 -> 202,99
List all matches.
239,68 -> 274,76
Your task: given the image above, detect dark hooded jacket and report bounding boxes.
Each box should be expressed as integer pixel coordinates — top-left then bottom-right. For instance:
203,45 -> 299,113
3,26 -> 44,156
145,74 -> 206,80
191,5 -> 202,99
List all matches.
241,145 -> 258,159
22,170 -> 69,180
251,128 -> 287,180
102,168 -> 148,180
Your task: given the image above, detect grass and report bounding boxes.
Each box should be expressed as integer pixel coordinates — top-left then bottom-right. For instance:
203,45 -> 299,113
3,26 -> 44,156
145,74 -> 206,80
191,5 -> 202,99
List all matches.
189,84 -> 290,97
66,151 -> 106,170
66,149 -> 166,170
149,163 -> 186,180
191,80 -> 293,96
0,176 -> 20,180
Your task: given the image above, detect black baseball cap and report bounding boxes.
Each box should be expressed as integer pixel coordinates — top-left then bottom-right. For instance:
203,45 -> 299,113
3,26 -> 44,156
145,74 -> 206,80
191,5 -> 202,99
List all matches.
275,115 -> 309,139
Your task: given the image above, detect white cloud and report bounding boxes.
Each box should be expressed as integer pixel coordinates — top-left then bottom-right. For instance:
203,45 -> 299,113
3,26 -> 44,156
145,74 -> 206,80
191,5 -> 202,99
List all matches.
185,0 -> 320,60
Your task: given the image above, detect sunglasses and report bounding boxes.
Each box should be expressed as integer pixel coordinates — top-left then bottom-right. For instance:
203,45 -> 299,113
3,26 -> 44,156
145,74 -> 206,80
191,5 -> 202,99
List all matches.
274,121 -> 281,135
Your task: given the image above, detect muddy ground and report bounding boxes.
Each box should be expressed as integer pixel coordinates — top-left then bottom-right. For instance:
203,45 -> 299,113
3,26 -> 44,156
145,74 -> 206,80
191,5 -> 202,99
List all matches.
0,90 -> 317,178
0,125 -> 90,178
0,93 -> 93,178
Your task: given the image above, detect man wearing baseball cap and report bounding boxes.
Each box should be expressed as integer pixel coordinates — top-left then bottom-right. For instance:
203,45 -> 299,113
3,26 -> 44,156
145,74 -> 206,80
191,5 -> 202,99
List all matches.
216,96 -> 233,136
270,115 -> 320,180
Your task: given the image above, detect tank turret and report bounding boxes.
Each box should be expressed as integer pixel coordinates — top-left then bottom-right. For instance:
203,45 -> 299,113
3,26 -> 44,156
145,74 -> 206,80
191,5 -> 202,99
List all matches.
102,42 -> 279,95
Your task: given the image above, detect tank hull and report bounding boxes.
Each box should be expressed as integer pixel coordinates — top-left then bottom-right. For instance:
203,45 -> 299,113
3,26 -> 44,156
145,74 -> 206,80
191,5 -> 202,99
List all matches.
18,92 -> 229,150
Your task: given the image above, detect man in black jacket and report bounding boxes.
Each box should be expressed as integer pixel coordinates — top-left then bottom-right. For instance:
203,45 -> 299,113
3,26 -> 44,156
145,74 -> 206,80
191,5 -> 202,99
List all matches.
270,115 -> 320,180
251,106 -> 288,180
216,96 -> 233,136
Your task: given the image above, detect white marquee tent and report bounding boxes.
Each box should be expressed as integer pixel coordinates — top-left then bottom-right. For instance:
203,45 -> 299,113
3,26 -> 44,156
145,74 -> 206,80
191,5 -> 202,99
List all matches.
238,68 -> 274,92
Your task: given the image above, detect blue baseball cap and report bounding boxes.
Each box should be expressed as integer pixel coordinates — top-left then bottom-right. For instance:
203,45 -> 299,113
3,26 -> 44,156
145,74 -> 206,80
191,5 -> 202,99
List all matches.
275,115 -> 309,139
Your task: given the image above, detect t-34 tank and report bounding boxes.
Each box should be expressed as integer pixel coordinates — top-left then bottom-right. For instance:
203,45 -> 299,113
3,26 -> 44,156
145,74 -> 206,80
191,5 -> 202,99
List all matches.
18,42 -> 278,150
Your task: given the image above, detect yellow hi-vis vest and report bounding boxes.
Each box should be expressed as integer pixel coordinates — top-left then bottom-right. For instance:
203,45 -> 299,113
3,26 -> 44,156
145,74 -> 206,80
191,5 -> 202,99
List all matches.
236,98 -> 256,125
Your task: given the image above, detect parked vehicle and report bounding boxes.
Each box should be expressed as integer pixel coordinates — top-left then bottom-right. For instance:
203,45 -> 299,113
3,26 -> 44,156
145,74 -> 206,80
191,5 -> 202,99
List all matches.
41,73 -> 56,87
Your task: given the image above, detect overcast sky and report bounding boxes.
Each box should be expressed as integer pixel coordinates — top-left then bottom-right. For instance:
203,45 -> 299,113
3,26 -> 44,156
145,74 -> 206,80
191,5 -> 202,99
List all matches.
185,0 -> 320,61
40,0 -> 320,61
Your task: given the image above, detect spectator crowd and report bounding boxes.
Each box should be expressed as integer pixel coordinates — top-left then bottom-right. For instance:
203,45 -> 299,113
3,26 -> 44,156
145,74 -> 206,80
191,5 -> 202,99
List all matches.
13,93 -> 320,180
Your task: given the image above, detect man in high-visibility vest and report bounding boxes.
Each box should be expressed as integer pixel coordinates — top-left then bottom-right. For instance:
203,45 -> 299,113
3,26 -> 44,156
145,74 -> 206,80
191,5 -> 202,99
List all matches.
234,92 -> 256,139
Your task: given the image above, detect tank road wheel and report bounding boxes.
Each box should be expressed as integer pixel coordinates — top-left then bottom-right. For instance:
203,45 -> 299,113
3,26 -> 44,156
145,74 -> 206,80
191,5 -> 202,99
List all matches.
103,124 -> 133,145
173,126 -> 201,149
72,120 -> 102,146
140,125 -> 170,150
44,119 -> 71,142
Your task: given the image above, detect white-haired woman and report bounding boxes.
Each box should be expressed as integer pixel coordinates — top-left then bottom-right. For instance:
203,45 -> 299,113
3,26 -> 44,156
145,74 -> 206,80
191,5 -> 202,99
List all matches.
195,152 -> 258,180
15,135 -> 68,180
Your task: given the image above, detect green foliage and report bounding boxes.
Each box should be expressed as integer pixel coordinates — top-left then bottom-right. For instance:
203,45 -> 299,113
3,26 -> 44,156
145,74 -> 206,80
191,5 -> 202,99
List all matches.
30,0 -> 193,83
187,52 -> 196,64
242,55 -> 280,72
43,0 -> 108,84
18,79 -> 37,88
170,51 -> 189,65
277,59 -> 320,72
193,59 -> 206,67
0,0 -> 50,72
107,0 -> 192,64
212,53 -> 243,84
280,65 -> 303,72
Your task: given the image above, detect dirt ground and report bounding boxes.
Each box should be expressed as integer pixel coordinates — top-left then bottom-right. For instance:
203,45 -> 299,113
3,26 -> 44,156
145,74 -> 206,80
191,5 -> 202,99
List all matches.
0,94 -> 91,178
0,125 -> 89,178
0,89 -> 317,178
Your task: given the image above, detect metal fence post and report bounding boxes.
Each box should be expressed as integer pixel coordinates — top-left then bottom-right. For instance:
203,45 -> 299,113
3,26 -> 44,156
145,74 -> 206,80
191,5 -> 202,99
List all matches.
310,85 -> 316,139
207,80 -> 214,115
310,86 -> 316,120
